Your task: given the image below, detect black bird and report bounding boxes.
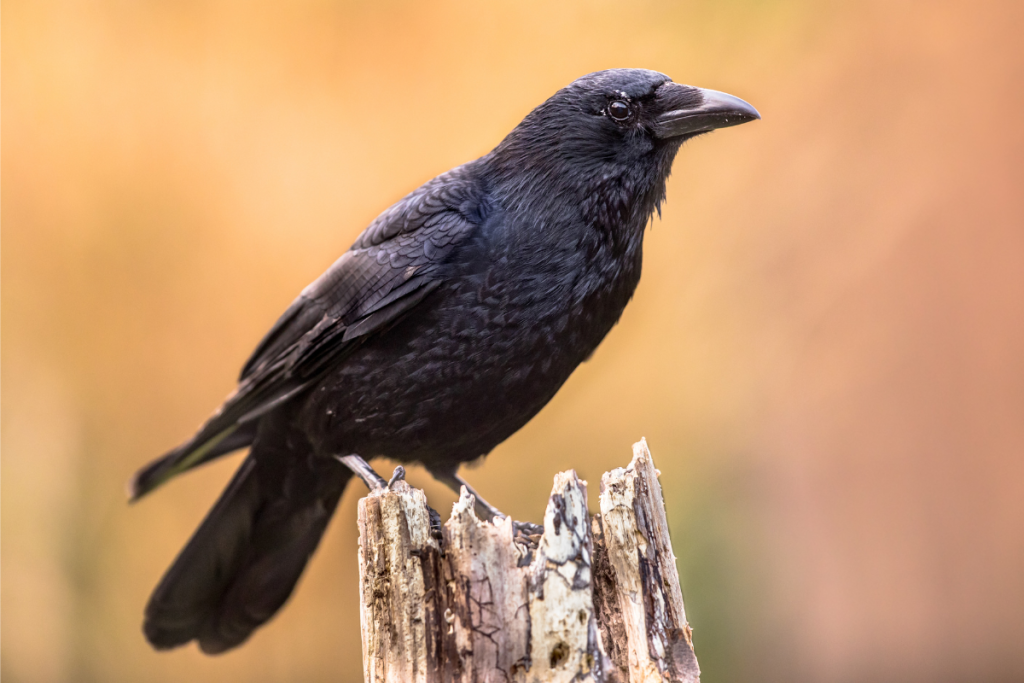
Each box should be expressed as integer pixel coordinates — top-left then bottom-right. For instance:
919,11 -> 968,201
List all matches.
130,68 -> 758,654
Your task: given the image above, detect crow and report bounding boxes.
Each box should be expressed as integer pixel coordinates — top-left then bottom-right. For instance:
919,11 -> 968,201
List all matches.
130,68 -> 758,654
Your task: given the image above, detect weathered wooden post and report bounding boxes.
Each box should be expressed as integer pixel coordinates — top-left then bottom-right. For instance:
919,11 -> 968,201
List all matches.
355,439 -> 700,682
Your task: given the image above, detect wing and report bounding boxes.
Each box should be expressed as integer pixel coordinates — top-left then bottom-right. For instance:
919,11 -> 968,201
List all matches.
129,165 -> 484,499
241,164 -> 484,379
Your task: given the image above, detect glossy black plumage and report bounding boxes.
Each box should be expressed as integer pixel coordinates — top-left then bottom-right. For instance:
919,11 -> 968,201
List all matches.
131,68 -> 758,654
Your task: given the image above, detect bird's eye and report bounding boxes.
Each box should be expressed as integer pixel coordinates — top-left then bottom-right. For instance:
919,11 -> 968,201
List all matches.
608,100 -> 631,121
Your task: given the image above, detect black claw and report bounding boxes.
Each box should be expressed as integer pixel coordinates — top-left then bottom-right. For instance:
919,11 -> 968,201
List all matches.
387,466 -> 406,489
428,506 -> 443,540
513,521 -> 544,537
511,520 -> 544,552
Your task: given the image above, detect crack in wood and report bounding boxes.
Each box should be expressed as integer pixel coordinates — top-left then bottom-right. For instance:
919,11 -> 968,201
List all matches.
356,439 -> 699,682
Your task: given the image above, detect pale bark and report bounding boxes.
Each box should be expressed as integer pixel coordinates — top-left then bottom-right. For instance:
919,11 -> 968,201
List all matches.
356,439 -> 699,682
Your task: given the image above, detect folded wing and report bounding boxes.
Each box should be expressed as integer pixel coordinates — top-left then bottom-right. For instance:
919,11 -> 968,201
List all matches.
129,166 -> 484,499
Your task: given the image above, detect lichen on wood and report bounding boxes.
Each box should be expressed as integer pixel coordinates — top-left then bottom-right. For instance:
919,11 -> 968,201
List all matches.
355,439 -> 699,682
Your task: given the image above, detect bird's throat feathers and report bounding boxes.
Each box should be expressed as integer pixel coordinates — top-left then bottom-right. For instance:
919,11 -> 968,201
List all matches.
486,131 -> 683,245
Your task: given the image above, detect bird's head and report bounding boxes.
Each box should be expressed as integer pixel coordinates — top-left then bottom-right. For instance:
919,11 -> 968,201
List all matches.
491,68 -> 759,220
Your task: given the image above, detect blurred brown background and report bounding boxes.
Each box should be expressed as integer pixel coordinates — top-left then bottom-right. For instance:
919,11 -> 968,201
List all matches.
3,1 -> 1023,681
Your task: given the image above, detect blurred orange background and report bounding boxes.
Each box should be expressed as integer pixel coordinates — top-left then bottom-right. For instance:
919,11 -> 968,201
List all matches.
3,1 -> 1023,681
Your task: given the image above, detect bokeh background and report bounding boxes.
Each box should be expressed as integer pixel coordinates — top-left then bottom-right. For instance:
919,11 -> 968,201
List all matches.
4,1 -> 1023,681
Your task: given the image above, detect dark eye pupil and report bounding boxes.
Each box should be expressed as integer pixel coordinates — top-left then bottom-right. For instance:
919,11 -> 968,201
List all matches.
608,100 -> 630,121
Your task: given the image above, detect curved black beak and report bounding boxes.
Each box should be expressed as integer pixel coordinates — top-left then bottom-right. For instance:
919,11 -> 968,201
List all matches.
652,83 -> 760,139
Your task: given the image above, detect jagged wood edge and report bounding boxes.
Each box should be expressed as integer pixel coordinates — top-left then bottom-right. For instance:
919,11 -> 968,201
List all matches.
596,439 -> 699,682
355,440 -> 699,682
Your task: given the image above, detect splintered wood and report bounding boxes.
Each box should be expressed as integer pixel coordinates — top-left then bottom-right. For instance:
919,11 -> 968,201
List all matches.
356,439 -> 699,683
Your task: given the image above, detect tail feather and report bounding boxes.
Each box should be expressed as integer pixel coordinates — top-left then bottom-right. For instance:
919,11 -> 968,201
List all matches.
129,422 -> 258,501
143,437 -> 352,654
143,456 -> 261,649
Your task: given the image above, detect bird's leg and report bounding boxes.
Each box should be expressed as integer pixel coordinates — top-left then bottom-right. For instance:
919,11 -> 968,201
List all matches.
336,454 -> 387,491
337,457 -> 439,536
436,471 -> 544,540
430,470 -> 506,522
429,470 -> 544,539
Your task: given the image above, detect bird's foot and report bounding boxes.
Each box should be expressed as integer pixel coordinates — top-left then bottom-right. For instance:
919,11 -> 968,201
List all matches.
428,505 -> 443,540
337,457 -> 442,540
512,520 -> 544,537
387,466 -> 406,489
468,495 -> 543,547
512,520 -> 544,549
426,468 -> 544,544
336,454 -> 387,491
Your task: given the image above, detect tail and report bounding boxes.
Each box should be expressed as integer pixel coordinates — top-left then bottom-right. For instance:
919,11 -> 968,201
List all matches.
128,422 -> 258,501
142,431 -> 352,654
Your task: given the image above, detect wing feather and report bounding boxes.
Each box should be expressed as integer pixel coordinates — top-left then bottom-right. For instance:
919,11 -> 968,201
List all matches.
130,165 -> 483,499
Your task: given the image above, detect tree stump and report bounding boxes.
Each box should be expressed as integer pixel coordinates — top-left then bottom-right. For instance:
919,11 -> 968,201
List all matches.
356,439 -> 700,682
